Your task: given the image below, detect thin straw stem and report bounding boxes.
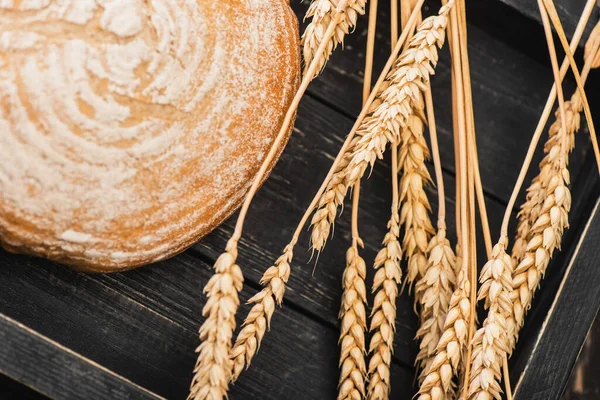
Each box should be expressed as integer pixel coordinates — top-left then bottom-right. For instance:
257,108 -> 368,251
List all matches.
452,73 -> 461,245
390,0 -> 399,212
455,0 -> 492,257
446,4 -> 472,395
362,0 -> 379,103
425,87 -> 445,225
351,0 -> 379,247
231,0 -> 350,243
503,357 -> 513,400
454,6 -> 489,393
538,0 -> 569,162
391,0 -> 398,49
351,186 -> 361,247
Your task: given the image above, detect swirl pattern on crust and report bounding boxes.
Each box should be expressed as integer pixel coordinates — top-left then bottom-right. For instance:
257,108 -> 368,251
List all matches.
0,0 -> 300,271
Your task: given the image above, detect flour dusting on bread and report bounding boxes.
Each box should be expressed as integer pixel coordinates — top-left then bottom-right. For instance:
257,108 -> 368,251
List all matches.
0,0 -> 300,271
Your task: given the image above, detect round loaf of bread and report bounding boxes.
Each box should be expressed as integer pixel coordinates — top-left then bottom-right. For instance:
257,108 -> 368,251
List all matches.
0,0 -> 300,272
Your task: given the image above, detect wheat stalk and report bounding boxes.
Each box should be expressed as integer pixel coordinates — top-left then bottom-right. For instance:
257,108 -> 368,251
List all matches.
510,93 -> 580,347
366,210 -> 402,400
302,0 -> 367,78
309,4 -> 453,254
414,228 -> 456,379
229,244 -> 293,381
417,243 -> 469,400
189,241 -> 244,400
466,241 -> 513,400
337,246 -> 368,400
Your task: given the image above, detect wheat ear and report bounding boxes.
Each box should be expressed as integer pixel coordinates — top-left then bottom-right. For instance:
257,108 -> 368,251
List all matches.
309,3 -> 453,254
510,120 -> 572,267
415,227 -> 456,378
417,245 -> 469,400
413,77 -> 456,382
398,101 -> 435,289
467,240 -> 513,400
189,241 -> 244,400
337,246 -> 368,400
302,0 -> 367,78
366,210 -> 402,400
229,244 -> 293,381
510,15 -> 600,349
510,93 -> 580,345
336,0 -> 378,396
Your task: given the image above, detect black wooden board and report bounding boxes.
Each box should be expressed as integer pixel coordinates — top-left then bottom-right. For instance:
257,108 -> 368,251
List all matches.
0,313 -> 163,400
0,249 -> 415,399
513,195 -> 600,400
507,154 -> 600,397
498,0 -> 596,42
1,1 -> 600,399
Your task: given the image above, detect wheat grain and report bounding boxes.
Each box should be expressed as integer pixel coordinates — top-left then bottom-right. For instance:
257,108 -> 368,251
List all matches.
366,210 -> 402,400
510,93 -> 580,349
302,0 -> 367,78
229,244 -> 293,382
309,4 -> 452,253
337,246 -> 368,400
417,243 -> 469,400
467,241 -> 513,400
189,241 -> 244,400
414,228 -> 456,379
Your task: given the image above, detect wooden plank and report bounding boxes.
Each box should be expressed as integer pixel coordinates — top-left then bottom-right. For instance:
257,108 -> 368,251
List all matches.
562,317 -> 600,400
496,0 -> 595,40
0,313 -> 163,400
507,154 -> 600,394
511,194 -> 600,400
0,249 -> 415,399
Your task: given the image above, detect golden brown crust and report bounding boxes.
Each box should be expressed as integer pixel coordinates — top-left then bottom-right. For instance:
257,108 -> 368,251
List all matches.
0,0 -> 300,272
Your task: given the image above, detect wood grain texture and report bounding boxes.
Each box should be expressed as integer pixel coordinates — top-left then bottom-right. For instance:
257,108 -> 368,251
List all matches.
496,0 -> 595,40
0,1 -> 599,399
562,316 -> 600,400
509,154 -> 600,397
0,248 -> 415,399
0,313 -> 163,400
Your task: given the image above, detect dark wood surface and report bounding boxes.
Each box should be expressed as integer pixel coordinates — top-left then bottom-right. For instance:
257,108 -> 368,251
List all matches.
562,315 -> 600,400
1,1 -> 600,399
